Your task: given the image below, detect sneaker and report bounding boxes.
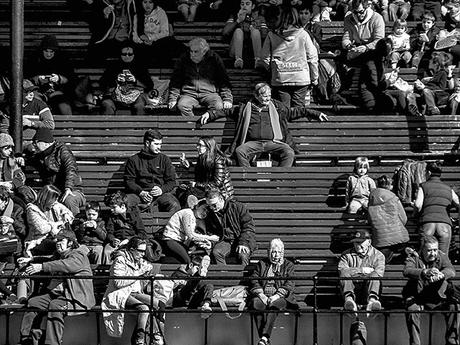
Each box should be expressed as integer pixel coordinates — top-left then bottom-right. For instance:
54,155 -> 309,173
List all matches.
258,336 -> 270,345
254,57 -> 264,69
131,328 -> 145,345
234,57 -> 244,69
151,332 -> 164,345
199,255 -> 211,277
200,302 -> 213,319
428,106 -> 440,115
344,295 -> 358,317
366,297 -> 381,318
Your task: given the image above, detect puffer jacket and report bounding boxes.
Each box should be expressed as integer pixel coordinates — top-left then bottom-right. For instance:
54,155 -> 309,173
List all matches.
28,141 -> 83,192
262,27 -> 318,86
368,188 -> 409,248
194,154 -> 234,199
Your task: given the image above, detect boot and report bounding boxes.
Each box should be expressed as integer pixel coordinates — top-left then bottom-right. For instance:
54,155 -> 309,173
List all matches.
131,328 -> 145,345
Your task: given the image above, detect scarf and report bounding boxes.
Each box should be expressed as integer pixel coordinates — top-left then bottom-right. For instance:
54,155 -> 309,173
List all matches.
241,101 -> 283,144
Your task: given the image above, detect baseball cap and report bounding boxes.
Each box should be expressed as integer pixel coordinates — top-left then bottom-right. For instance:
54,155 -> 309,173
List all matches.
350,229 -> 371,243
22,79 -> 38,93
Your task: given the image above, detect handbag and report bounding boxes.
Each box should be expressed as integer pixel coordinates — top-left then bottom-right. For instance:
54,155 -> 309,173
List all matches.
113,85 -> 142,105
211,285 -> 248,319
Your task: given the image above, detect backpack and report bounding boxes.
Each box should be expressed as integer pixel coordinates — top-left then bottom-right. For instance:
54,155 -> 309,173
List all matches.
211,285 -> 248,319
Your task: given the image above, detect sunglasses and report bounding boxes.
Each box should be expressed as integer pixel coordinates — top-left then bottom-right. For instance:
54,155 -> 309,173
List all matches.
121,52 -> 134,56
354,9 -> 365,14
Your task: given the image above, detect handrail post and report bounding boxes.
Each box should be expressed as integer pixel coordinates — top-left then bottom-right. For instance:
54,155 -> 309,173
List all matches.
313,276 -> 318,345
149,275 -> 155,345
384,311 -> 388,345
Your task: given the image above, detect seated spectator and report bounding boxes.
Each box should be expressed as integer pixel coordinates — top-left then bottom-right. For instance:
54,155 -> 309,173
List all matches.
249,238 -> 297,345
200,83 -> 328,168
133,0 -> 186,67
262,6 -> 319,107
124,129 -> 180,212
0,185 -> 26,257
86,0 -> 137,64
25,127 -> 86,215
378,66 -> 412,114
73,201 -> 107,264
179,136 -> 234,202
101,236 -> 163,345
345,157 -> 376,214
409,12 -> 439,72
341,0 -> 385,111
338,229 -> 385,316
204,188 -> 255,265
388,0 -> 410,21
449,75 -> 460,114
17,230 -> 96,345
27,35 -> 74,115
441,0 -> 460,65
25,185 -> 74,257
311,0 -> 333,22
223,0 -> 267,69
103,191 -> 146,264
176,0 -> 201,21
368,175 -> 410,263
168,38 -> 233,117
171,255 -> 214,318
370,0 -> 388,21
403,236 -> 459,345
411,0 -> 442,21
161,200 -> 219,264
387,19 -> 412,70
99,42 -> 154,115
414,162 -> 460,256
0,133 -> 26,194
407,51 -> 452,116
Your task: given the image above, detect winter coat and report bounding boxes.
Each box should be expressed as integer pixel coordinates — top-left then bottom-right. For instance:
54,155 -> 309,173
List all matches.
342,9 -> 385,51
209,99 -> 323,157
27,141 -> 83,193
105,207 -> 146,246
102,248 -> 160,337
409,24 -> 440,53
262,27 -> 319,86
204,198 -> 256,252
194,154 -> 234,199
73,215 -> 107,246
368,188 -> 409,248
393,159 -> 427,204
338,245 -> 386,277
345,174 -> 376,203
124,148 -> 177,195
41,245 -> 96,315
168,49 -> 233,104
249,258 -> 297,308
26,202 -> 74,242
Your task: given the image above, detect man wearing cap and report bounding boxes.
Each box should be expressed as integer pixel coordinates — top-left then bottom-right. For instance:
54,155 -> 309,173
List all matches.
25,127 -> 85,215
338,229 -> 385,315
403,236 -> 459,345
17,229 -> 96,345
0,133 -> 25,193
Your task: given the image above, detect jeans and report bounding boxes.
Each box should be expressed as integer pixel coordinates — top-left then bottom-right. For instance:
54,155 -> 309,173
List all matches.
272,85 -> 309,108
177,93 -> 223,116
125,292 -> 162,334
101,93 -> 150,115
421,222 -> 452,255
251,296 -> 287,338
212,240 -> 250,266
173,278 -> 214,309
235,140 -> 295,167
388,1 -> 410,21
340,271 -> 381,304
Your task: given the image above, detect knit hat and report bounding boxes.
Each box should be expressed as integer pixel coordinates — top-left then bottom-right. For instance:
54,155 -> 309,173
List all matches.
22,79 -> 38,93
55,229 -> 77,242
40,35 -> 59,51
33,127 -> 54,143
0,133 -> 13,148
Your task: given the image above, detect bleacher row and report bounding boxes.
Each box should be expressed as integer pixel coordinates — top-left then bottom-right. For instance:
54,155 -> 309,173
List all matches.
1,0 -> 460,312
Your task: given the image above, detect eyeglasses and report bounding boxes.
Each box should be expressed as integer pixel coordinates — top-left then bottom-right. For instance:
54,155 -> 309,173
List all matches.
353,9 -> 365,14
121,52 -> 134,56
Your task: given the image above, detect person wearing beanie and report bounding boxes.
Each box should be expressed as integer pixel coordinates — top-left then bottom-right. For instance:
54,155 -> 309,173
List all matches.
0,133 -> 25,193
17,227 -> 95,345
26,35 -> 74,115
21,79 -> 55,142
24,127 -> 86,215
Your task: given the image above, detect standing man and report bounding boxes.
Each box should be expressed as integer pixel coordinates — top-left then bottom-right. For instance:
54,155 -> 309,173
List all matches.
403,236 -> 459,345
124,129 -> 180,212
204,188 -> 256,265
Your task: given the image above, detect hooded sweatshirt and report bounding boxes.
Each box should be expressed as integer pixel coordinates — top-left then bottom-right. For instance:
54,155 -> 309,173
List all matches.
342,8 -> 385,51
262,26 -> 318,86
368,187 -> 409,248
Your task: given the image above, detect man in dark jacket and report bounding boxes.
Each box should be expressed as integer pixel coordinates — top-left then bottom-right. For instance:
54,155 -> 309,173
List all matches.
403,236 -> 459,345
18,229 -> 96,345
25,127 -> 85,215
204,188 -> 256,265
0,186 -> 26,255
124,129 -> 180,212
200,83 -> 328,167
168,38 -> 233,117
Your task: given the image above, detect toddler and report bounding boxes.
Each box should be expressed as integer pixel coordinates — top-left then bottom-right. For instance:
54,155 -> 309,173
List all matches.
223,0 -> 267,69
388,19 -> 412,69
345,157 -> 376,214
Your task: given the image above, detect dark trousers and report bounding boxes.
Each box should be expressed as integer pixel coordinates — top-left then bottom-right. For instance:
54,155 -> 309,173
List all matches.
235,140 -> 295,167
212,240 -> 250,266
162,239 -> 191,264
251,296 -> 287,338
340,271 -> 381,303
272,85 -> 309,108
20,293 -> 69,345
173,278 -> 214,309
126,193 -> 181,213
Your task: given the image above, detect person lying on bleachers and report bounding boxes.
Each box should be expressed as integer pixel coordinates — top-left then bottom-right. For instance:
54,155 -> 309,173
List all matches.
168,38 -> 233,117
99,41 -> 154,115
17,229 -> 96,345
249,238 -> 297,345
338,229 -> 385,317
25,185 -> 74,257
403,236 -> 459,345
24,128 -> 86,215
203,188 -> 255,266
124,129 -> 180,213
161,199 -> 219,264
26,35 -> 74,115
73,201 -> 107,264
200,83 -> 328,167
